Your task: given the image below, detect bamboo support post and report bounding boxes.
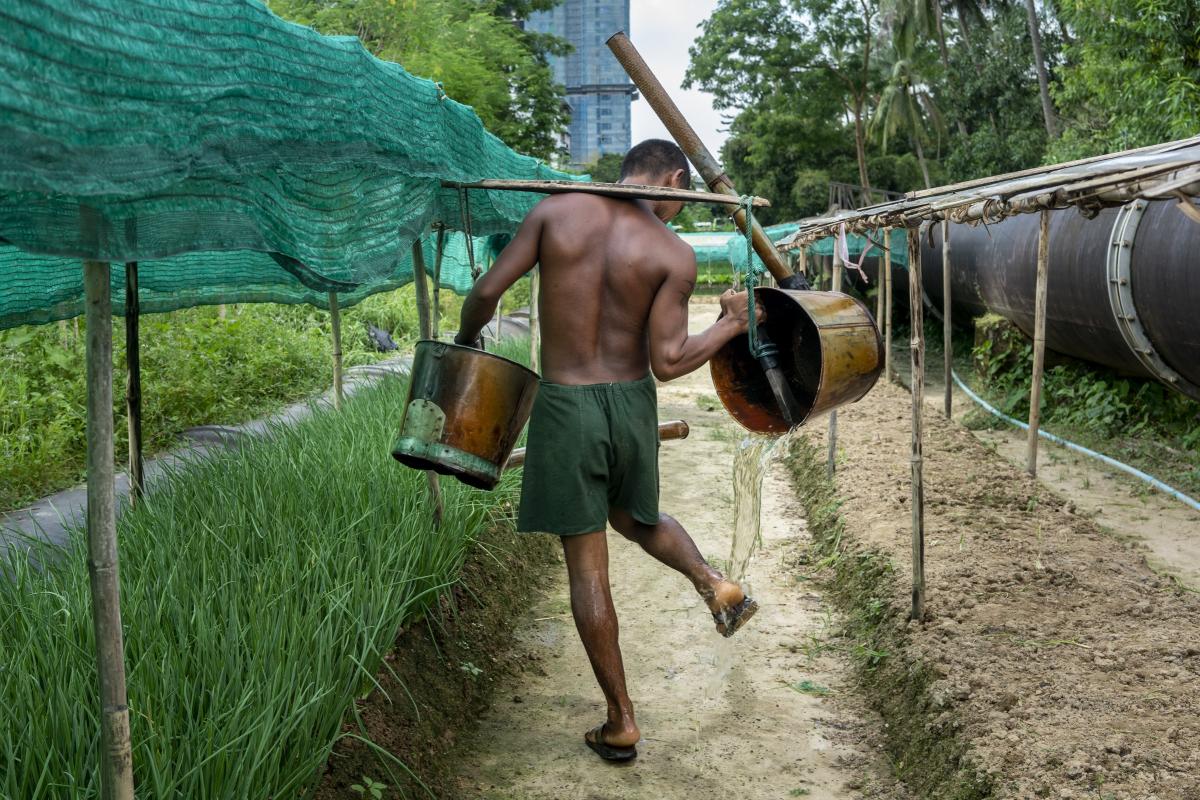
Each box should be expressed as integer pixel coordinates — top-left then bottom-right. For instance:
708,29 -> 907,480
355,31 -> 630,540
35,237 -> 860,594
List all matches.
884,228 -> 894,382
495,292 -> 503,344
411,241 -> 444,527
432,227 -> 445,340
124,263 -> 143,505
1027,209 -> 1051,476
328,292 -> 343,411
529,267 -> 541,373
874,234 -> 884,333
828,248 -> 843,478
942,221 -> 953,418
906,230 -> 926,621
83,260 -> 136,800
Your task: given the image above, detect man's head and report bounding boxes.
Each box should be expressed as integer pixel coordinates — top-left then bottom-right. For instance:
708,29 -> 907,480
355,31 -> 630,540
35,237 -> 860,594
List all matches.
618,139 -> 692,222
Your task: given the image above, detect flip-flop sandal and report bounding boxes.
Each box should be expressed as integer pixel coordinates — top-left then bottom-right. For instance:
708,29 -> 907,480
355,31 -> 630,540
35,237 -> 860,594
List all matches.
713,595 -> 759,638
585,723 -> 638,762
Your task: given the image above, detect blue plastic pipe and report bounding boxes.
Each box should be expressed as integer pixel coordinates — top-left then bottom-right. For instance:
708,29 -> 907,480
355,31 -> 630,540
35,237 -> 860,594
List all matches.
950,370 -> 1200,513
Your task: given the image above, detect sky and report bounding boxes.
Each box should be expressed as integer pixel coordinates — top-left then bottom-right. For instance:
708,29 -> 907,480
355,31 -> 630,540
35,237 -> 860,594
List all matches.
628,0 -> 729,156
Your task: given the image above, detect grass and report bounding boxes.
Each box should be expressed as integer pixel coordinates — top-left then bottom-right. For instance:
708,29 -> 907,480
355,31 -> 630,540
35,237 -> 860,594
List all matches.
0,287 -> 467,512
0,338 -> 524,799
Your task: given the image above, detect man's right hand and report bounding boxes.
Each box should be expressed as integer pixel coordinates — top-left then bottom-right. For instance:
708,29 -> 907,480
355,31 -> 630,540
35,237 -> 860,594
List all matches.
719,288 -> 767,333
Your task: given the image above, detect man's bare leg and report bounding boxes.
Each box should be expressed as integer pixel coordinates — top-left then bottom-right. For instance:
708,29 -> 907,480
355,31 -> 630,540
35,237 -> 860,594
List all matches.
608,508 -> 750,623
561,531 -> 640,749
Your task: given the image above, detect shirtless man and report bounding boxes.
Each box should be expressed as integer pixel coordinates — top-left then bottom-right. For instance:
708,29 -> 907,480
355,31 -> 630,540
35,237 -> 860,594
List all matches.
455,139 -> 760,762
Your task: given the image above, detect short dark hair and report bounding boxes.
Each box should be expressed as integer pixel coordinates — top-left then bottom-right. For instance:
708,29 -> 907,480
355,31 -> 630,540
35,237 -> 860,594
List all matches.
619,139 -> 691,186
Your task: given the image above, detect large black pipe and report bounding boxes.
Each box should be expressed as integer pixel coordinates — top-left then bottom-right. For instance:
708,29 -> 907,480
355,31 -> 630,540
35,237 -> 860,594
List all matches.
916,201 -> 1200,400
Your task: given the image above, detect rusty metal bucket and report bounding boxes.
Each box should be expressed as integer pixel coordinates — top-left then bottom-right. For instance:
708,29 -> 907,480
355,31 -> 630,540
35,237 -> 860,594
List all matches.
391,341 -> 539,490
710,288 -> 883,434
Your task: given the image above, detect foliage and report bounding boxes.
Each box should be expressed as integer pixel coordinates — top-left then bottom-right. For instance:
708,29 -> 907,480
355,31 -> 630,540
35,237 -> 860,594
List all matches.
587,152 -> 624,183
1049,0 -> 1200,160
0,340 -> 530,800
0,288 -> 465,512
687,0 -> 884,199
267,0 -> 569,161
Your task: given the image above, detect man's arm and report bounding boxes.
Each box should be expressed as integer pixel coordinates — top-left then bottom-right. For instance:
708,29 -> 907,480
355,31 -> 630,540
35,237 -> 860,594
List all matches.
455,205 -> 543,346
647,251 -> 759,382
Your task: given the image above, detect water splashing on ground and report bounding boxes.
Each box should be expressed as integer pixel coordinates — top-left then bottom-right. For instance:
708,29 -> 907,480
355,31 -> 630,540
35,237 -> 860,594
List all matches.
707,433 -> 788,696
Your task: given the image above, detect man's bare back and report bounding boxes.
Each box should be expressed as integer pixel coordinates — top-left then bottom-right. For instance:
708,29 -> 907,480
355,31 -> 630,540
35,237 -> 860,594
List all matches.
456,187 -> 755,385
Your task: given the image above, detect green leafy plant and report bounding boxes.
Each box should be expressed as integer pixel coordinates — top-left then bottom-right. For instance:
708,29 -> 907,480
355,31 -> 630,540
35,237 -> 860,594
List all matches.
0,340 -> 531,799
350,775 -> 388,799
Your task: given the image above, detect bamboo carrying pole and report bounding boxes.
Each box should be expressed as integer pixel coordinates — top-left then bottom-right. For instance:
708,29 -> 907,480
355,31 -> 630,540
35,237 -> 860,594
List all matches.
83,260 -> 136,800
506,420 -> 690,469
605,32 -> 804,289
827,248 -> 843,478
432,227 -> 445,340
529,267 -> 541,373
942,222 -> 953,418
906,230 -> 927,621
411,242 -> 445,526
328,292 -> 343,411
1027,210 -> 1051,476
442,179 -> 770,207
124,263 -> 144,505
884,228 -> 894,382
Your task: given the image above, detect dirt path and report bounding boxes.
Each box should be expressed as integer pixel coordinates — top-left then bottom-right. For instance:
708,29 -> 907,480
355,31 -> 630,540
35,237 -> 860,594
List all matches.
453,300 -> 903,799
894,354 -> 1200,590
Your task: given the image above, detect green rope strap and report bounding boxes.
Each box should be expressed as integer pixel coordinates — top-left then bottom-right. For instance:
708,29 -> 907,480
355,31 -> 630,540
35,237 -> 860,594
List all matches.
739,195 -> 769,359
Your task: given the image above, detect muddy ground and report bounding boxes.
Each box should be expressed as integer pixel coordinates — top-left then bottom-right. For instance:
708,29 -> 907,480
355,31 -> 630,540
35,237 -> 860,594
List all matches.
451,299 -> 906,799
803,379 -> 1200,799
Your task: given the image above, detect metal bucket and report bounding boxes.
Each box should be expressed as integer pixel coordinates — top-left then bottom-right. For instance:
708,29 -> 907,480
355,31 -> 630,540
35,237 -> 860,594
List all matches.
710,288 -> 883,434
391,341 -> 539,490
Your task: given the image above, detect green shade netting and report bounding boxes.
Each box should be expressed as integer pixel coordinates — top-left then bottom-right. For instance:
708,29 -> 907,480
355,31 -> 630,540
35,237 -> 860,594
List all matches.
0,232 -> 504,328
0,0 -> 577,329
680,225 -> 910,277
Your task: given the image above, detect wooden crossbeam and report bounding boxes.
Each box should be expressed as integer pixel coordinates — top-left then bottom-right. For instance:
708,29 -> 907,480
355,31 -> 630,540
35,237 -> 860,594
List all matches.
441,179 -> 771,207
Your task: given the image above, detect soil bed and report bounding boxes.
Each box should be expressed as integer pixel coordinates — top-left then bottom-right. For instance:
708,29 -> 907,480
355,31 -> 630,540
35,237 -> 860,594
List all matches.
793,380 -> 1200,799
312,525 -> 558,799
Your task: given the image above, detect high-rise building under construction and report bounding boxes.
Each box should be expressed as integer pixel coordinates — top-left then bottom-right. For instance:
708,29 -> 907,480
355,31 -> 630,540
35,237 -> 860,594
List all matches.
527,1 -> 635,169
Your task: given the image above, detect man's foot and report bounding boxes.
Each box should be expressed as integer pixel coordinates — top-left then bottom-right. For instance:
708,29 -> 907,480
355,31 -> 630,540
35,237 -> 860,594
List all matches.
584,722 -> 640,762
704,579 -> 759,638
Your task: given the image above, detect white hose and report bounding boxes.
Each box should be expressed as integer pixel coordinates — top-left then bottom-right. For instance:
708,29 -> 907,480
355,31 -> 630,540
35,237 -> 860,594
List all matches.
950,370 -> 1200,513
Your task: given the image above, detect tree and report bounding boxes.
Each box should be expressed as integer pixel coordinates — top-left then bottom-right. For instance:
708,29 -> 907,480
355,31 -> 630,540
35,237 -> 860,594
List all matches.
940,3 -> 1052,180
268,0 -> 569,160
1050,0 -> 1200,160
685,0 -> 883,197
872,47 -> 944,188
1023,0 -> 1060,138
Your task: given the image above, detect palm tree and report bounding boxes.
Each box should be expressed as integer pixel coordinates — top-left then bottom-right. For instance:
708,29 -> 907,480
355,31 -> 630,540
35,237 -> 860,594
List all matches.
872,55 -> 945,188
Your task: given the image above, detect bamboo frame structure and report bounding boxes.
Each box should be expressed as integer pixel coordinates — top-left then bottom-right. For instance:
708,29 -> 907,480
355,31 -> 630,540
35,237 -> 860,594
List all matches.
441,179 -> 771,208
883,229 -> 893,382
907,230 -> 927,621
529,267 -> 541,373
328,292 -> 343,411
1027,210 -> 1051,476
778,136 -> 1200,249
124,262 -> 144,505
827,248 -> 843,478
410,241 -> 444,527
432,226 -> 445,340
83,260 -> 136,800
942,222 -> 953,418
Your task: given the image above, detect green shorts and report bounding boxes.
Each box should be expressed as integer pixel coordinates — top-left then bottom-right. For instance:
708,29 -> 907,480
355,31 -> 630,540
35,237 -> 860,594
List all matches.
516,374 -> 660,536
